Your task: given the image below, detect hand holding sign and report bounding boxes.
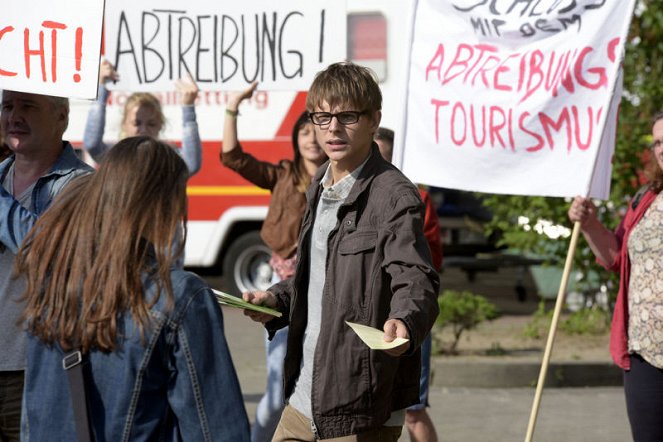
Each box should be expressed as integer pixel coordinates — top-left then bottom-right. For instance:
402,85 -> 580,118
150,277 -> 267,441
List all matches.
175,73 -> 199,106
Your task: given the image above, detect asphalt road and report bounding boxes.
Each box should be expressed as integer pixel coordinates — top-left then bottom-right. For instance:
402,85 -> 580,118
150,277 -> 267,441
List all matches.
220,304 -> 632,442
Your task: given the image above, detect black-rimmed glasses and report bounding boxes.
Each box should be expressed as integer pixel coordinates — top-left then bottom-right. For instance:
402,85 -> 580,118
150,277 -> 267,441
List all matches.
309,111 -> 366,126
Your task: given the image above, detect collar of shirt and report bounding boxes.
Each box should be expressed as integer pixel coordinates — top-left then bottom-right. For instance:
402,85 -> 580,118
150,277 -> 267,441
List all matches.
320,151 -> 371,201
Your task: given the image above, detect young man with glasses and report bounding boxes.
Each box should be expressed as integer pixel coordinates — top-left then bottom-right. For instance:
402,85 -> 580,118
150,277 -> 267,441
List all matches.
243,62 -> 440,441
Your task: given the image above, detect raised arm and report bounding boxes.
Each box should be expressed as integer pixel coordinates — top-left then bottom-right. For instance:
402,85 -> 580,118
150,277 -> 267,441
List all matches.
176,74 -> 202,177
222,81 -> 258,154
568,196 -> 620,267
82,59 -> 118,162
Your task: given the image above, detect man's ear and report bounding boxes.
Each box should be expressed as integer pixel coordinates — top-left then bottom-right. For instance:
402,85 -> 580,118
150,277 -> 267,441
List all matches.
369,110 -> 382,131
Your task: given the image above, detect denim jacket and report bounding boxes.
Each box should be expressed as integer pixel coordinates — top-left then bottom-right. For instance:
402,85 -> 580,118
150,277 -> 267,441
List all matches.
21,269 -> 250,442
0,142 -> 93,253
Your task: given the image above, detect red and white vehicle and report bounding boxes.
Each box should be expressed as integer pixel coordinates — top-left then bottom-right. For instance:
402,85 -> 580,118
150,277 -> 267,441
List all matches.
64,0 -> 410,294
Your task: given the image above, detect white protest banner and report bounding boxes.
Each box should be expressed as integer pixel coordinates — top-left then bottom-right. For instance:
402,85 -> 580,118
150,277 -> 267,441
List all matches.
104,0 -> 346,92
397,0 -> 636,199
0,0 -> 104,99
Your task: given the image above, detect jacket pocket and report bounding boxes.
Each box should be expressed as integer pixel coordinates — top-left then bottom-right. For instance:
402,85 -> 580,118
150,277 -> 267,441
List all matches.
338,230 -> 377,255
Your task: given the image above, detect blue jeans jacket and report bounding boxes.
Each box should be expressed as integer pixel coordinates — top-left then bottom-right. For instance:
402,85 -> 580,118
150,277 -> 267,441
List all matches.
0,142 -> 93,253
21,269 -> 250,442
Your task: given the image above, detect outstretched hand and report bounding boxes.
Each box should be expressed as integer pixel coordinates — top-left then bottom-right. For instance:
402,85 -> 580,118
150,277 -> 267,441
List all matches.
176,73 -> 200,106
383,319 -> 410,357
242,290 -> 278,324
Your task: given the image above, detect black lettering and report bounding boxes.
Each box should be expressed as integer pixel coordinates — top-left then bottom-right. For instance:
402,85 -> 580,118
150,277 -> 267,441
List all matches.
279,12 -> 303,79
196,15 -> 213,83
141,12 -> 165,83
452,0 -> 488,13
559,14 -> 581,32
559,0 -> 577,14
318,9 -> 325,63
114,12 -> 142,84
520,22 -> 535,37
261,13 -> 277,82
535,18 -> 560,33
506,0 -> 535,17
241,15 -> 260,83
585,0 -> 606,10
220,15 -> 238,82
177,16 -> 196,79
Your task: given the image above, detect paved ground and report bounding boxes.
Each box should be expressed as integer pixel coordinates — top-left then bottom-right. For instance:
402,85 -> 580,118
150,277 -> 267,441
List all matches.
220,305 -> 632,442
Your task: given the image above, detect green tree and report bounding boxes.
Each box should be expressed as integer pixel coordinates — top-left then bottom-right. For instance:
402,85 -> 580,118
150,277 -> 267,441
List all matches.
481,0 -> 663,308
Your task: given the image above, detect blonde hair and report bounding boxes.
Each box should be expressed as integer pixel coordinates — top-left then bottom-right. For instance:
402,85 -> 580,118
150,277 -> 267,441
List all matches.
120,93 -> 166,138
16,137 -> 188,353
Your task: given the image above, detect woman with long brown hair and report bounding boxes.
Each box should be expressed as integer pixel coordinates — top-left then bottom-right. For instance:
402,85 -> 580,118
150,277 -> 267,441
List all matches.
15,136 -> 249,441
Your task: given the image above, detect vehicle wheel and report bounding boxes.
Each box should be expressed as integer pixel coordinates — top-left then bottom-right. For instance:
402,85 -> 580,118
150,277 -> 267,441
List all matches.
222,231 -> 273,296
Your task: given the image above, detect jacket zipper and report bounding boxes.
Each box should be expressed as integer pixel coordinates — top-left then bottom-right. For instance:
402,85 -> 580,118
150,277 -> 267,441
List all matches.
310,419 -> 320,440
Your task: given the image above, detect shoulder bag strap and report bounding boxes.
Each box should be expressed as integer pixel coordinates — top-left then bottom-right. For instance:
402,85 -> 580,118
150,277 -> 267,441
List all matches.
63,350 -> 94,442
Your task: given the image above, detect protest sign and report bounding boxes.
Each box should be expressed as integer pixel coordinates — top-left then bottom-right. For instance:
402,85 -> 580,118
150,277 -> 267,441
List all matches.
0,0 -> 104,99
397,0 -> 636,199
103,0 -> 346,91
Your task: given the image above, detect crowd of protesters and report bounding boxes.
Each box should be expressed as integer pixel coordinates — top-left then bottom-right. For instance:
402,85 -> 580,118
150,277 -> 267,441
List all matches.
2,55 -> 662,442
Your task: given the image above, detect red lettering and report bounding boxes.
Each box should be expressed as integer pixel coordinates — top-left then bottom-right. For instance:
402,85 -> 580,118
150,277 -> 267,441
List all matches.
489,106 -> 507,148
0,26 -> 17,77
442,44 -> 474,85
471,55 -> 501,88
574,47 -> 607,90
493,53 -> 519,92
470,105 -> 486,147
24,29 -> 46,81
539,108 -> 572,151
425,44 -> 445,82
42,21 -> 67,83
73,27 -> 83,83
520,112 -> 544,152
520,50 -> 545,103
462,44 -> 498,83
451,102 -> 467,146
607,38 -> 620,63
431,98 -> 450,144
572,106 -> 595,151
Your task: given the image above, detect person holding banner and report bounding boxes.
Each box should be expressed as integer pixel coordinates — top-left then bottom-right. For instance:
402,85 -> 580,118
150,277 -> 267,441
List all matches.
375,126 -> 441,442
242,62 -> 439,441
568,111 -> 663,441
221,81 -> 327,442
15,136 -> 250,441
83,59 -> 202,176
0,90 -> 93,441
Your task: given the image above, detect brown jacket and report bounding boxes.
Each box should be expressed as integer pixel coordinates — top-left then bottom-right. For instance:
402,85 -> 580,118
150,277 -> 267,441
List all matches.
221,145 -> 307,259
267,145 -> 440,439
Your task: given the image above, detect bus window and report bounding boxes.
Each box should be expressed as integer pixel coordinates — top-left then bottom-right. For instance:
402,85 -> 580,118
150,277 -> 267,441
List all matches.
347,13 -> 387,82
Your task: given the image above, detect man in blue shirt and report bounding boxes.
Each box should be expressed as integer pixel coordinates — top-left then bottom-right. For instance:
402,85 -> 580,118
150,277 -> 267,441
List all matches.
0,90 -> 92,440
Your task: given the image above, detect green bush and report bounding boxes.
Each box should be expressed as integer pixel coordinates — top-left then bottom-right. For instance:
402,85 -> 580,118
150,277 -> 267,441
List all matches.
523,301 -> 611,339
436,290 -> 500,354
560,306 -> 611,336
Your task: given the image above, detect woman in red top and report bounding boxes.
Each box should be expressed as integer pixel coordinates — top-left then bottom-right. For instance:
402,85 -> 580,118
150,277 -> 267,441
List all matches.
568,111 -> 663,441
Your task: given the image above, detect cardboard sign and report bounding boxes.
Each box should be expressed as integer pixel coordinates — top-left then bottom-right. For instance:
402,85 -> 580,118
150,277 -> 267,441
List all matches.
104,0 -> 346,91
397,0 -> 636,199
0,0 -> 104,99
